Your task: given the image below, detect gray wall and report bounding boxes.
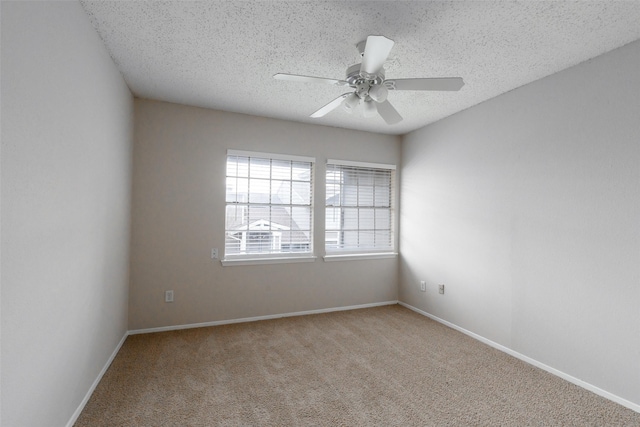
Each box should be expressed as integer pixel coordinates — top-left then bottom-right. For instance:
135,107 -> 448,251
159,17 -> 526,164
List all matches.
399,40 -> 640,406
130,100 -> 400,330
1,2 -> 133,425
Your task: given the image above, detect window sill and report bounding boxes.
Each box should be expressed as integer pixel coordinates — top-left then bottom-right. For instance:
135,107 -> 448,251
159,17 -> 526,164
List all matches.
323,252 -> 398,262
221,256 -> 317,266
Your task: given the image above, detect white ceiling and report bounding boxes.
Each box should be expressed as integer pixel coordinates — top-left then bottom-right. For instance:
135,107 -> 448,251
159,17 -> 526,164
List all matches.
80,1 -> 640,136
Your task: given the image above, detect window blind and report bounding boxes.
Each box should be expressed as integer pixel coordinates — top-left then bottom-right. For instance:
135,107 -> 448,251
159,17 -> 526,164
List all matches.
225,151 -> 314,258
325,161 -> 395,253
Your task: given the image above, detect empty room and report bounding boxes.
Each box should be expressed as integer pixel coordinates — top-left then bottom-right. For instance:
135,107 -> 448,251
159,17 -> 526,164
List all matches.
2,1 -> 640,426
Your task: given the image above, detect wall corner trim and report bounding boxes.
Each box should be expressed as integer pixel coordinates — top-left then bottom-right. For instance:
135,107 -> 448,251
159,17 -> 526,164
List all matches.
397,301 -> 640,414
66,332 -> 129,427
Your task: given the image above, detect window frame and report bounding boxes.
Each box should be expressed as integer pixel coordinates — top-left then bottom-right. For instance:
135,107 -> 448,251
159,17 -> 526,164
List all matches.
324,159 -> 397,260
222,150 -> 316,266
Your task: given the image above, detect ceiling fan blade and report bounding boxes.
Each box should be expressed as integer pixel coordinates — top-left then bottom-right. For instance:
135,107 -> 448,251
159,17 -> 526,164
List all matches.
360,35 -> 395,77
385,77 -> 464,91
376,100 -> 403,125
274,73 -> 349,86
310,93 -> 351,118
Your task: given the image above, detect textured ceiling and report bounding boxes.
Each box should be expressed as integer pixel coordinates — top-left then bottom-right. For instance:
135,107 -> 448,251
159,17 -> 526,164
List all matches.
80,1 -> 640,135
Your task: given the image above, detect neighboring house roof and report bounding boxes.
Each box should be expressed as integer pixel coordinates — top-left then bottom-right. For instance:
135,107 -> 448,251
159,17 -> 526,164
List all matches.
325,193 -> 341,206
226,176 -> 312,246
226,203 -> 310,244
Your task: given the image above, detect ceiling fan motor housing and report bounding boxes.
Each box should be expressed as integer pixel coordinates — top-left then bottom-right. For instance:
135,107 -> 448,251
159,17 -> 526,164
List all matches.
345,63 -> 385,98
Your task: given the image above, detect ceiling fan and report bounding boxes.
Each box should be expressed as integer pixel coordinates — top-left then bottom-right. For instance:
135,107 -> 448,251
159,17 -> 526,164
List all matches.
274,35 -> 464,125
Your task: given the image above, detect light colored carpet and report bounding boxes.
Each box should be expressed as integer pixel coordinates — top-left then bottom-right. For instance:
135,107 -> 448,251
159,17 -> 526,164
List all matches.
76,305 -> 640,426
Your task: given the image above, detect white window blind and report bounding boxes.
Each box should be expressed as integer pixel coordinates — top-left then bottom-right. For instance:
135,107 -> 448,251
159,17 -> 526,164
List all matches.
325,160 -> 395,253
225,151 -> 314,259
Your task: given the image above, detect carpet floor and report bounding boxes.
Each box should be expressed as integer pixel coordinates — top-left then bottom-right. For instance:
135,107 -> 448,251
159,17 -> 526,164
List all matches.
75,305 -> 640,426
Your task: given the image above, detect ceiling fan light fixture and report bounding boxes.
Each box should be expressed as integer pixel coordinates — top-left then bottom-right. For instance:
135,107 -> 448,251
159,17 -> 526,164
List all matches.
368,84 -> 388,102
342,93 -> 360,113
363,99 -> 378,118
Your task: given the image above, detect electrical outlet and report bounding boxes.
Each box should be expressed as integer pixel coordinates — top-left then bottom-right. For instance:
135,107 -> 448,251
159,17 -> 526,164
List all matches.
420,281 -> 426,292
211,248 -> 218,259
438,284 -> 445,295
165,290 -> 174,303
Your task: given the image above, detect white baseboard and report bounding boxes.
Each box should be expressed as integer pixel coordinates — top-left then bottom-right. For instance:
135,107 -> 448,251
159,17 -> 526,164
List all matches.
66,331 -> 129,427
398,301 -> 640,414
129,300 -> 399,335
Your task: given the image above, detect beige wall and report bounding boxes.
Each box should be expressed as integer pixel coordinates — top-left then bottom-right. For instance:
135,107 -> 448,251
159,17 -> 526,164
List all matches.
130,100 -> 400,330
400,40 -> 640,407
1,2 -> 133,426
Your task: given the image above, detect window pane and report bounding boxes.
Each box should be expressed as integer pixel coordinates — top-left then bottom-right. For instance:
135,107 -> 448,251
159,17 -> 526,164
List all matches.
325,231 -> 339,246
227,156 -> 250,178
227,156 -> 239,176
271,160 -> 291,180
248,179 -> 270,203
374,172 -> 390,187
292,181 -> 311,205
226,177 -> 237,203
247,231 -> 272,253
292,162 -> 311,181
235,178 -> 248,200
246,204 -> 270,229
375,209 -> 390,229
358,230 -> 375,248
358,186 -> 374,206
278,231 -> 291,252
225,205 -> 245,229
249,157 -> 270,178
270,206 -> 291,229
325,208 -> 341,231
326,189 -> 339,205
342,230 -> 359,248
291,206 -> 311,231
225,232 -> 242,255
272,180 -> 291,204
235,157 -> 249,177
342,208 -> 358,229
342,185 -> 358,206
357,170 -> 374,186
343,169 -> 358,183
375,230 -> 392,249
374,186 -> 390,207
359,209 -> 375,230
326,169 -> 341,204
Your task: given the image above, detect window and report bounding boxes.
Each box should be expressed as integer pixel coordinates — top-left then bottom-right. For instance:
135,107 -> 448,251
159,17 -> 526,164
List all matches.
325,160 -> 395,254
225,150 -> 314,261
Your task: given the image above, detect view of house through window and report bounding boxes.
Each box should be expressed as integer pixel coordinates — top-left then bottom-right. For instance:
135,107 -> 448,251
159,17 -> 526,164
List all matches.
225,151 -> 314,258
326,160 -> 395,253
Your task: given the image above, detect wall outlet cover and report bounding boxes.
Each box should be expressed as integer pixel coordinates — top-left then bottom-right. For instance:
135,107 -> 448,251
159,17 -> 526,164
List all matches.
165,290 -> 174,303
